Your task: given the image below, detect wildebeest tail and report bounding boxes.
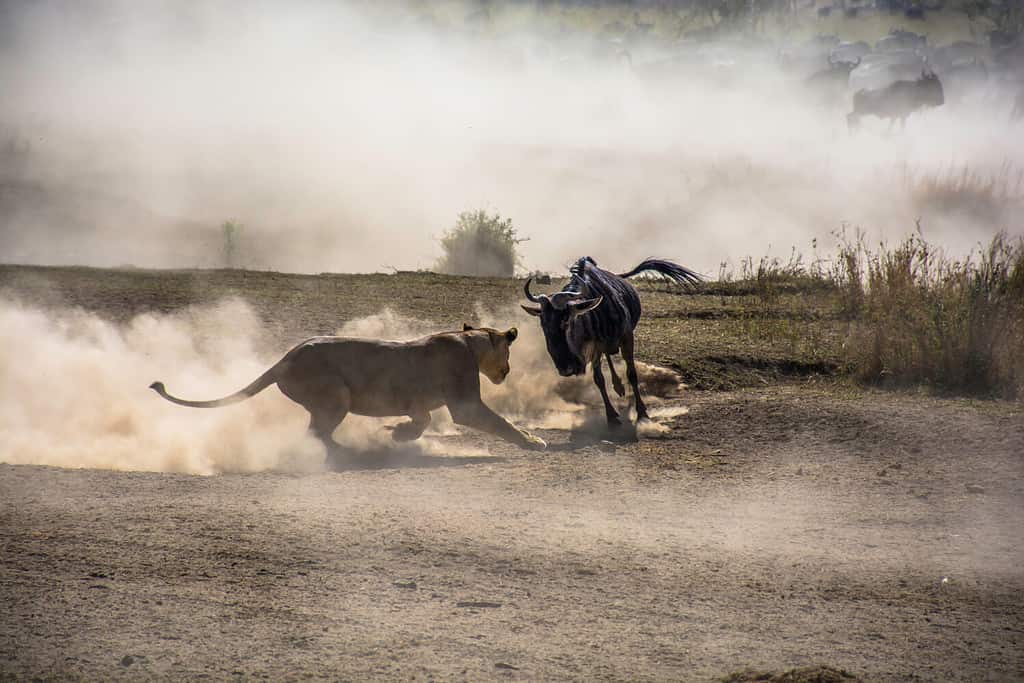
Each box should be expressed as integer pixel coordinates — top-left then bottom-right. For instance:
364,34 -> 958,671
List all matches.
149,364 -> 279,408
618,258 -> 702,291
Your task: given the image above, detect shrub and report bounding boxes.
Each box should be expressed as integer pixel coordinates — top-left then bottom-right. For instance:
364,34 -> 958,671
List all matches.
435,210 -> 525,277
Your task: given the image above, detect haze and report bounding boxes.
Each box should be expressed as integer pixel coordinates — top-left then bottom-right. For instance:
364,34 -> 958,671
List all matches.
1,0 -> 1021,275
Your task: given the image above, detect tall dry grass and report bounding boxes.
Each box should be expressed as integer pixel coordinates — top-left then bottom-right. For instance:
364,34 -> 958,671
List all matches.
905,162 -> 1023,226
842,231 -> 1024,399
707,229 -> 1024,398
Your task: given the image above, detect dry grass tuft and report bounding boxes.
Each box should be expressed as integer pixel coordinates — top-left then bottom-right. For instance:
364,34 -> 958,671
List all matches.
845,231 -> 1024,399
905,162 -> 1023,225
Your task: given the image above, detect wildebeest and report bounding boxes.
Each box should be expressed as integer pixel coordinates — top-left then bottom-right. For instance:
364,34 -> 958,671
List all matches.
522,256 -> 700,427
805,56 -> 861,102
876,28 -> 926,53
940,58 -> 989,103
927,40 -> 983,72
779,34 -> 841,78
847,69 -> 944,130
830,40 -> 871,64
848,50 -> 924,92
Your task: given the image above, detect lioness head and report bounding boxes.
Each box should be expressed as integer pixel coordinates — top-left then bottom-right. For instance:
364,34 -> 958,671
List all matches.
463,324 -> 518,385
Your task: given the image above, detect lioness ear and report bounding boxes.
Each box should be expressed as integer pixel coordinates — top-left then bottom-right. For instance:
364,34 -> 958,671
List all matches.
463,323 -> 474,331
506,327 -> 518,343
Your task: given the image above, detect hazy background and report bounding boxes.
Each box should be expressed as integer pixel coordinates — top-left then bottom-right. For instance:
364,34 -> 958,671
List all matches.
1,0 -> 1021,277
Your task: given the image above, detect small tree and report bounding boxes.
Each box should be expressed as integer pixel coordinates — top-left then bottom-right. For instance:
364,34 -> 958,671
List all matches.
435,210 -> 526,277
221,220 -> 241,268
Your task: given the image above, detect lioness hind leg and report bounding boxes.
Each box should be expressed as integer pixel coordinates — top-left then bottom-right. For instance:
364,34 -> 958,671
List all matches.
301,386 -> 351,465
391,411 -> 431,442
308,409 -> 345,452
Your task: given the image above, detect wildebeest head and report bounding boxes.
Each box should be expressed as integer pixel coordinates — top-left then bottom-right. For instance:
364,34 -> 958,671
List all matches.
828,55 -> 861,73
918,68 -> 944,107
521,278 -> 602,377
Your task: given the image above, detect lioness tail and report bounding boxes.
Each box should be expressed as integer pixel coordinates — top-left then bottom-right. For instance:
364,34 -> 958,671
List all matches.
149,365 -> 279,408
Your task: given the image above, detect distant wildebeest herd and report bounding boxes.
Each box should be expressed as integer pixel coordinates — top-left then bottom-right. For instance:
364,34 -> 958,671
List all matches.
151,256 -> 702,467
787,27 -> 1019,129
618,23 -> 1023,130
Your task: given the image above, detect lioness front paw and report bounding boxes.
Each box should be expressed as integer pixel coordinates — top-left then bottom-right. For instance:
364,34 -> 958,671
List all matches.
521,432 -> 547,451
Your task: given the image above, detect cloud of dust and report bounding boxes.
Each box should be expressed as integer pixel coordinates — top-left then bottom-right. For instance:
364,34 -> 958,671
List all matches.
329,305 -> 588,434
0,296 -> 325,474
307,303 -> 686,439
1,1 -> 1020,277
0,292 -> 688,474
472,304 -> 686,433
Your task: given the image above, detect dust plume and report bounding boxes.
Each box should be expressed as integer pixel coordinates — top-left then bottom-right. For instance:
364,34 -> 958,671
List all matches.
1,1 -> 1020,277
0,293 -> 686,474
0,296 -> 325,474
472,304 -> 686,431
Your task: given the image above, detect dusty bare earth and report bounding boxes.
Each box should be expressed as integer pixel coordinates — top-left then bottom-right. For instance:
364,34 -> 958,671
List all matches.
1,267 -> 1023,681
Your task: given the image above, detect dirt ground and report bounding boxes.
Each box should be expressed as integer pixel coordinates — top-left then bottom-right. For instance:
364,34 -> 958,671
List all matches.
1,266 -> 1023,681
2,385 -> 1022,681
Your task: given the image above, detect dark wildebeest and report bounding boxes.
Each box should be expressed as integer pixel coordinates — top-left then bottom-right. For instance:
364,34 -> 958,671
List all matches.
847,69 -> 944,130
875,28 -> 926,53
522,256 -> 700,427
805,56 -> 861,103
831,40 -> 871,64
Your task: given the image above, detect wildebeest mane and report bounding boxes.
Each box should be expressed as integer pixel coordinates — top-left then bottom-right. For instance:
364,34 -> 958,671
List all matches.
561,256 -> 702,351
564,256 -> 639,344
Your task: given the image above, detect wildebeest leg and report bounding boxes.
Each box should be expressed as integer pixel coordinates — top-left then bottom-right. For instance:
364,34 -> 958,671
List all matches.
621,332 -> 649,422
606,354 -> 626,397
591,358 -> 622,427
448,399 -> 546,451
391,410 -> 431,442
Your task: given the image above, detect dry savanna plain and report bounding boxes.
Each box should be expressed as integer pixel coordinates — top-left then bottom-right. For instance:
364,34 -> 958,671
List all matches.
1,265 -> 1022,682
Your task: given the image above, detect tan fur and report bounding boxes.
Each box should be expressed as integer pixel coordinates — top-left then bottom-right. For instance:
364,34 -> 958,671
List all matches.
150,325 -> 545,466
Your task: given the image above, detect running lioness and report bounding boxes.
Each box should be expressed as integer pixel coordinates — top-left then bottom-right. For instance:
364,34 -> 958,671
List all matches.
150,324 -> 546,466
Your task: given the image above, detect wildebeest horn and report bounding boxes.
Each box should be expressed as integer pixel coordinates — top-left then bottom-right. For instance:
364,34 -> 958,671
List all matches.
524,277 -> 542,304
549,290 -> 583,309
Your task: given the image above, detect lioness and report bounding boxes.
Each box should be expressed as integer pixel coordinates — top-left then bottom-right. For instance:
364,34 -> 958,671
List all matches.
150,324 -> 546,466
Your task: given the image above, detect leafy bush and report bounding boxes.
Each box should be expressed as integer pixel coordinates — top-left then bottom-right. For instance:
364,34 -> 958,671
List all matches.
435,210 -> 524,277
